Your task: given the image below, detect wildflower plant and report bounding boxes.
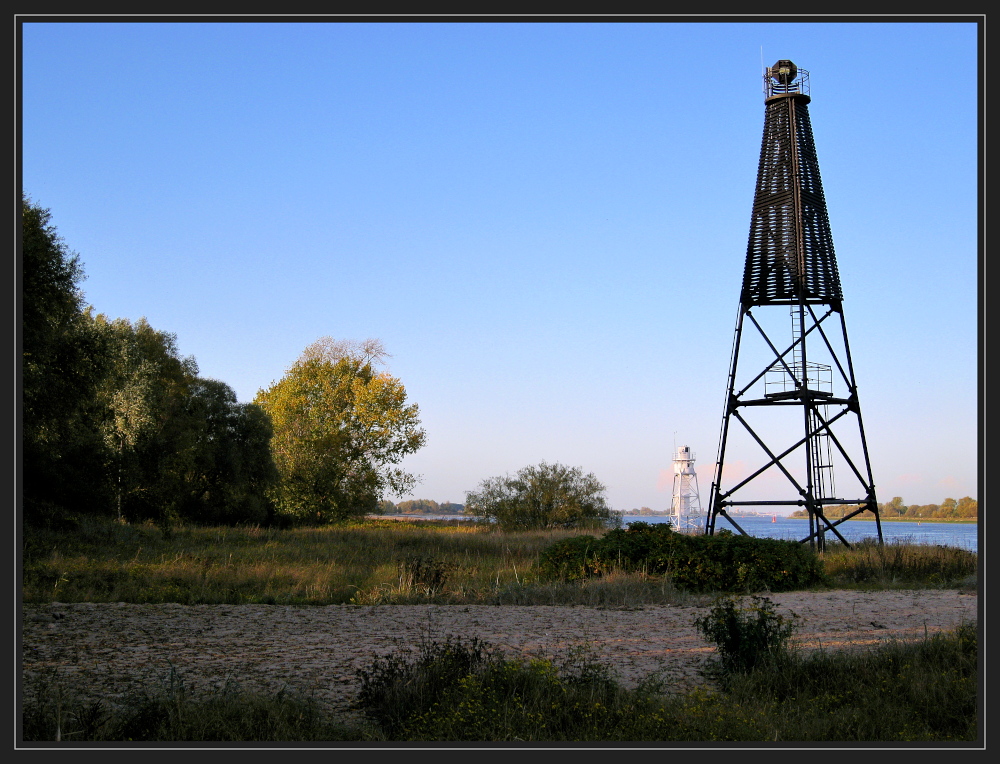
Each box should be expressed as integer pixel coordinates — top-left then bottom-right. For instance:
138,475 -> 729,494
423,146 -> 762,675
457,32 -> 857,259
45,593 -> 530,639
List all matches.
694,596 -> 799,683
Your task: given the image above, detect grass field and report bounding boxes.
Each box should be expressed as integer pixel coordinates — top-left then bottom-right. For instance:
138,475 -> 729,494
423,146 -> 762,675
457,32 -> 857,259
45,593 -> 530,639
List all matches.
22,516 -> 977,606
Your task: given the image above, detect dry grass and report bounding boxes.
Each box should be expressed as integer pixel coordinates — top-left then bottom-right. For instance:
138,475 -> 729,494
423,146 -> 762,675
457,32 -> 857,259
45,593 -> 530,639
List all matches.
22,517 -> 977,607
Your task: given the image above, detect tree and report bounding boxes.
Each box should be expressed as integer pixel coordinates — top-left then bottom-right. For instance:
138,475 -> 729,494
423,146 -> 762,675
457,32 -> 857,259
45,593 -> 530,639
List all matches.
21,195 -> 109,522
396,499 -> 440,514
254,338 -> 426,524
21,195 -> 279,528
878,496 -> 906,517
955,496 -> 978,518
464,461 -> 620,531
174,378 -> 279,525
89,315 -> 199,524
935,498 -> 958,519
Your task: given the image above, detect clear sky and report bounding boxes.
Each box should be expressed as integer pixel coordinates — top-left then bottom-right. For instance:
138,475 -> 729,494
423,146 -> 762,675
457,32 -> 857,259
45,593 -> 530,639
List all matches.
20,17 -> 981,513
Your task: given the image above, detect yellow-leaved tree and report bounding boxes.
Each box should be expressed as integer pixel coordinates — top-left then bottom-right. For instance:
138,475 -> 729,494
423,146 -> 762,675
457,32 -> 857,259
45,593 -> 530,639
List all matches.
254,338 -> 426,524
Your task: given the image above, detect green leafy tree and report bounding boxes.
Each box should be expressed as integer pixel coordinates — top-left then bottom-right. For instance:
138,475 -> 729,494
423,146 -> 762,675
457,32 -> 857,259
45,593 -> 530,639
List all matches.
175,378 -> 279,525
465,461 -> 620,531
89,315 -> 199,524
254,338 -> 426,524
21,195 -> 278,527
21,195 -> 109,522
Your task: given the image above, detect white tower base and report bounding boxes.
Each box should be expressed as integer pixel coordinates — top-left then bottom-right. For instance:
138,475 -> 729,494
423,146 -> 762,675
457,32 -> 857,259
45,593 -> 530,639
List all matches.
670,445 -> 703,533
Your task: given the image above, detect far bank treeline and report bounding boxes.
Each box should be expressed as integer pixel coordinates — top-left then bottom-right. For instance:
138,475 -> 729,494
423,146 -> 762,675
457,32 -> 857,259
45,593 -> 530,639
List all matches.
789,496 -> 978,521
21,196 -> 426,529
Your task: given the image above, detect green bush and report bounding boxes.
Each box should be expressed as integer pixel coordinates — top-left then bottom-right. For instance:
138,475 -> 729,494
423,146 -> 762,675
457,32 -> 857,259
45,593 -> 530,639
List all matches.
356,635 -> 503,738
20,671 -> 358,742
694,596 -> 798,684
539,522 -> 826,593
464,462 -> 621,531
354,636 -> 667,741
533,534 -> 605,580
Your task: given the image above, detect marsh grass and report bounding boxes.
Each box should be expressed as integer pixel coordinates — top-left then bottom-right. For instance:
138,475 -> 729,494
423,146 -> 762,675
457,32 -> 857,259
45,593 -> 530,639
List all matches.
821,538 -> 978,588
23,517 -> 976,606
20,666 -> 365,743
699,621 -> 979,742
21,519 -> 979,743
22,517 -> 704,606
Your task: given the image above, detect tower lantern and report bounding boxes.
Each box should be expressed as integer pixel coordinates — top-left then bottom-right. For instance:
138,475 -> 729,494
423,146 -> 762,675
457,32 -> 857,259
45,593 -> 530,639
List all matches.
706,61 -> 883,550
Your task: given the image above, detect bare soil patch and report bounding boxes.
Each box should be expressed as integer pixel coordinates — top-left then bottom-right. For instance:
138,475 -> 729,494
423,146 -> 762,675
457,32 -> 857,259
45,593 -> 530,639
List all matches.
21,589 -> 977,724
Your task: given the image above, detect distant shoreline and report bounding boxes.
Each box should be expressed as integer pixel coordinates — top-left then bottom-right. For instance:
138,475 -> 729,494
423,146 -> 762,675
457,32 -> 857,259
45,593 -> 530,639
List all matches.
783,516 -> 977,524
616,514 -> 977,525
368,514 -> 473,521
373,513 -> 977,525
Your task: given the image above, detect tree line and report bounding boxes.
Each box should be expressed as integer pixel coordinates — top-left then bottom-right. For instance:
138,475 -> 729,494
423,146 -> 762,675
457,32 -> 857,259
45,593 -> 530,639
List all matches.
789,496 -> 978,521
21,195 -> 636,534
21,195 -> 425,529
379,499 -> 465,515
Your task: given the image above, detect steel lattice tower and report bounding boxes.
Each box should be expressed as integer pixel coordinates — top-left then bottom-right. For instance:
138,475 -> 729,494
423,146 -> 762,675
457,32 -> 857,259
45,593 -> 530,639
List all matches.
706,61 -> 883,550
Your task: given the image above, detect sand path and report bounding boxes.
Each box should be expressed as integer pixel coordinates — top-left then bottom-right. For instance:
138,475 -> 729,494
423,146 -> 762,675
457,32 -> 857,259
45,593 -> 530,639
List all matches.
21,589 -> 977,723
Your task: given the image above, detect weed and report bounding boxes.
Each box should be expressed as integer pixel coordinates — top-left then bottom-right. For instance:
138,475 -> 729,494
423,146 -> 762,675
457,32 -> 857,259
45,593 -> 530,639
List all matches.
822,539 -> 977,587
20,670 -> 362,742
694,595 -> 799,684
396,556 -> 453,595
355,635 -> 503,737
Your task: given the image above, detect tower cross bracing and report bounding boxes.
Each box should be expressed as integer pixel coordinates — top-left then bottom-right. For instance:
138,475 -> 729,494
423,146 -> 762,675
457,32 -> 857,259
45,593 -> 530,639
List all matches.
706,60 -> 883,550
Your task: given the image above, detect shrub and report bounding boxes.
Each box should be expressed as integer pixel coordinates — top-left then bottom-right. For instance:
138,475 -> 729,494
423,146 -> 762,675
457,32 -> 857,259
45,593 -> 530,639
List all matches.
355,635 -> 499,737
669,531 -> 826,593
354,636 -> 667,741
534,534 -> 604,580
464,462 -> 621,531
539,522 -> 826,593
694,596 -> 798,684
714,621 -> 979,741
396,556 -> 453,595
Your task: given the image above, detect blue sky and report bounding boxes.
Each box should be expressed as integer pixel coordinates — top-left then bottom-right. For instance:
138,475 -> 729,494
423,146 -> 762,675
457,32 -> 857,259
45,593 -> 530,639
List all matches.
20,18 -> 981,512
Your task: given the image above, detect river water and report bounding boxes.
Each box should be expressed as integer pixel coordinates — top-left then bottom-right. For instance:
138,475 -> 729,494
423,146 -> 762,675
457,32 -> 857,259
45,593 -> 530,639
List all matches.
621,515 -> 979,552
380,514 -> 978,552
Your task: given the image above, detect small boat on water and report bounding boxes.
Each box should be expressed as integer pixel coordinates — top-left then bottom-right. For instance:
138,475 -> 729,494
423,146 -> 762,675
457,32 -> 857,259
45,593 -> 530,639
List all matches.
772,515 -> 777,523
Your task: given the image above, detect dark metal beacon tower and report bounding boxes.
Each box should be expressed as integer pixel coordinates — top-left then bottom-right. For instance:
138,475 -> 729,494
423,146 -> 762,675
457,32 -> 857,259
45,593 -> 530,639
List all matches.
706,61 -> 883,550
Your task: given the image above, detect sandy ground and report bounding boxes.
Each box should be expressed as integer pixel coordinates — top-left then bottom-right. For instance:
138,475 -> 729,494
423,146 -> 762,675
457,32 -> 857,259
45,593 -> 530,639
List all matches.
21,589 -> 977,724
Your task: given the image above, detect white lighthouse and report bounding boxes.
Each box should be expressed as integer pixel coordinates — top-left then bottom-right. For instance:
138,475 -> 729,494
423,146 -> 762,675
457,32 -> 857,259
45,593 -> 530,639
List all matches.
669,445 -> 703,532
